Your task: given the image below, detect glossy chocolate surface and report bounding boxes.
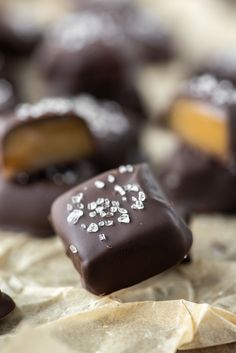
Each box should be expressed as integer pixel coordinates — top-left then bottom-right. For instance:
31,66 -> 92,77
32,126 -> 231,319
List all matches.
51,163 -> 192,295
160,144 -> 236,215
0,161 -> 96,236
0,291 -> 15,320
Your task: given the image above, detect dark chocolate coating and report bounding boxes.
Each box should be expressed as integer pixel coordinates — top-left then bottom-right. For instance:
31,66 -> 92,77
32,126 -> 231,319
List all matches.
36,6 -> 173,115
76,1 -> 174,62
0,291 -> 15,320
0,95 -> 138,174
0,161 -> 96,237
160,144 -> 236,215
51,163 -> 192,295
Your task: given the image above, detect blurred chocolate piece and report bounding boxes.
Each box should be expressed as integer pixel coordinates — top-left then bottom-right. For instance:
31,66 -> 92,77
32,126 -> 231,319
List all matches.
37,12 -> 133,95
160,144 -> 236,215
77,0 -> 174,62
51,163 -> 192,295
0,9 -> 41,55
169,74 -> 236,164
37,6 -> 173,115
0,291 -> 15,319
0,161 -> 96,236
0,96 -> 137,178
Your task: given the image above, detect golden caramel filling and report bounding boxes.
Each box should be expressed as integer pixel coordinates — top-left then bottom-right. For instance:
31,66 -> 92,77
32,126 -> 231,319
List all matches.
3,116 -> 94,177
170,99 -> 229,160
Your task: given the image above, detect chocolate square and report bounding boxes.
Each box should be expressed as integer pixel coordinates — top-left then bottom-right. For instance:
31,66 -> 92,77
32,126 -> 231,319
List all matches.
51,163 -> 192,295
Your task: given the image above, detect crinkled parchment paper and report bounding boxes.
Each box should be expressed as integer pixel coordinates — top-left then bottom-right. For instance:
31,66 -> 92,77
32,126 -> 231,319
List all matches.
0,214 -> 236,353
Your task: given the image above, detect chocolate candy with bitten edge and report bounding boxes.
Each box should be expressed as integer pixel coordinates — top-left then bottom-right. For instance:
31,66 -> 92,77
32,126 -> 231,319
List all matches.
0,95 -> 137,179
51,163 -> 192,295
169,73 -> 236,165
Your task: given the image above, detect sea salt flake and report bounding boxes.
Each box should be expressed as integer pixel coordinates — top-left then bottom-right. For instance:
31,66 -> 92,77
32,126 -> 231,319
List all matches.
96,206 -> 104,214
131,201 -> 144,210
87,223 -> 99,233
118,165 -> 127,173
118,207 -> 128,214
78,203 -> 84,209
122,197 -> 127,202
105,220 -> 114,226
88,202 -> 97,210
81,224 -> 87,229
67,209 -> 83,225
89,211 -> 96,218
110,206 -> 117,213
126,165 -> 134,172
67,203 -> 73,212
105,212 -> 114,218
114,184 -> 126,196
132,196 -> 138,202
139,191 -> 146,202
112,201 -> 119,207
118,214 -> 130,224
99,234 -> 106,241
94,180 -> 105,189
69,244 -> 78,254
107,174 -> 115,183
96,198 -> 104,205
98,221 -> 105,227
125,184 -> 139,192
100,211 -> 107,218
71,193 -> 83,204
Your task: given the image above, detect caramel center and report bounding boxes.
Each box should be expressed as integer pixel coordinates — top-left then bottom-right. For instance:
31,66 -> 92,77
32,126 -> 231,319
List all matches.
170,99 -> 229,160
4,116 -> 94,177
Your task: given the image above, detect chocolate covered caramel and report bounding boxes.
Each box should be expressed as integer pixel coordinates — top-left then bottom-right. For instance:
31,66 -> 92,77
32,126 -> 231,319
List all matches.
169,74 -> 236,164
51,163 -> 192,295
0,95 -> 136,178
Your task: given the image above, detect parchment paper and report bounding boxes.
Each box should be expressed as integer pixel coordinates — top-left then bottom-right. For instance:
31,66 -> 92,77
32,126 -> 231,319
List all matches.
0,214 -> 236,353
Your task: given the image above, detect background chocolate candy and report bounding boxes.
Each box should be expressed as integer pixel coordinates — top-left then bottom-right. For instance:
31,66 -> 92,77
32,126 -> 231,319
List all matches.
169,73 -> 236,164
0,96 -> 139,178
76,0 -> 174,62
160,144 -> 236,215
36,11 -> 133,96
0,291 -> 15,320
51,163 -> 192,295
36,5 -> 173,117
0,161 -> 96,236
